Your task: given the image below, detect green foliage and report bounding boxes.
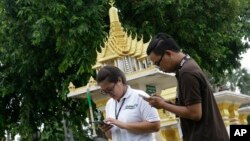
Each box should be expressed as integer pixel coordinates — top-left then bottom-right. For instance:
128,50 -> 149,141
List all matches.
218,68 -> 250,94
237,69 -> 250,95
0,0 -> 109,140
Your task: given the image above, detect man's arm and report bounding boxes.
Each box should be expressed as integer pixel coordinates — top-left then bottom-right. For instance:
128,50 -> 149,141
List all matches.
146,96 -> 202,121
162,102 -> 202,121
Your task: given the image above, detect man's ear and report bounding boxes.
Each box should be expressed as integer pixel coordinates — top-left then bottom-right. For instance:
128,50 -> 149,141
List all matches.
165,50 -> 171,56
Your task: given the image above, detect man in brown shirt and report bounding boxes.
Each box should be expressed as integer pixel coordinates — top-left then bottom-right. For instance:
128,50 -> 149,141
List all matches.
145,33 -> 229,141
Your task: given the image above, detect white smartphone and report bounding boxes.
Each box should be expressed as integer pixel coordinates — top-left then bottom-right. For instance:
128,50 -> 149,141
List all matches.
137,93 -> 150,98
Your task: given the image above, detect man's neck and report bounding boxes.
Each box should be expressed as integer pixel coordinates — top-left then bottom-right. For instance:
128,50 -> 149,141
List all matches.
174,52 -> 186,71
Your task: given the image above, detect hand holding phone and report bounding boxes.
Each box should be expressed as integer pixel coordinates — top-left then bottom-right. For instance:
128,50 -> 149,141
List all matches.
92,120 -> 113,127
93,120 -> 113,133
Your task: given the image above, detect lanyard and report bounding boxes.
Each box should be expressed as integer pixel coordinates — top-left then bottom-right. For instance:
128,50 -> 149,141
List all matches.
115,98 -> 126,120
179,55 -> 190,69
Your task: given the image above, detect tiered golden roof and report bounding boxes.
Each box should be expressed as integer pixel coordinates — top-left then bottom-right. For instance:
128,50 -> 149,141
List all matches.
92,4 -> 150,70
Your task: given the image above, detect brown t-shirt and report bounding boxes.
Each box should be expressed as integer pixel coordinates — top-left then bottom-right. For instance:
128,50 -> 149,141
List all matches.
176,58 -> 229,141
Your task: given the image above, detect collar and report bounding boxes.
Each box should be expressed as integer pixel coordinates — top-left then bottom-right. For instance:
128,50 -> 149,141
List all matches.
117,85 -> 132,102
175,54 -> 190,78
179,55 -> 190,68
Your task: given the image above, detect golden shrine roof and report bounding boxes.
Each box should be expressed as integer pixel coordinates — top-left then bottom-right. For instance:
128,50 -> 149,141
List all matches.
92,5 -> 150,69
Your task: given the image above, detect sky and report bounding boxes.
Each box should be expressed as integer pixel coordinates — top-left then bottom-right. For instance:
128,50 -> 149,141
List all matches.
241,49 -> 250,71
241,39 -> 250,72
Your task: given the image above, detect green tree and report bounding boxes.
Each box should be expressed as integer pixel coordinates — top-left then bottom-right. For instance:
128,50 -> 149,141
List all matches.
115,0 -> 250,82
216,68 -> 250,94
237,69 -> 250,95
0,0 -> 109,140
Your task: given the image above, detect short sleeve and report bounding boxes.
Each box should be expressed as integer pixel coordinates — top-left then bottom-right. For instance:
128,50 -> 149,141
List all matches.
138,95 -> 160,122
179,72 -> 202,105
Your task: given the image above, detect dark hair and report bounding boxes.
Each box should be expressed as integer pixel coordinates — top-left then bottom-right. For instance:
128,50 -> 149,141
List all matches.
146,33 -> 180,55
96,66 -> 127,84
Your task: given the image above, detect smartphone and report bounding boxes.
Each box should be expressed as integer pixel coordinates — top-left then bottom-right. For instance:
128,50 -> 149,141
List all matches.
91,121 -> 113,126
137,93 -> 150,99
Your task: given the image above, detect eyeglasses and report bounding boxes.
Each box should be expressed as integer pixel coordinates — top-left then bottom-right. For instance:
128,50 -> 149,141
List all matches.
154,53 -> 164,66
100,82 -> 117,95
